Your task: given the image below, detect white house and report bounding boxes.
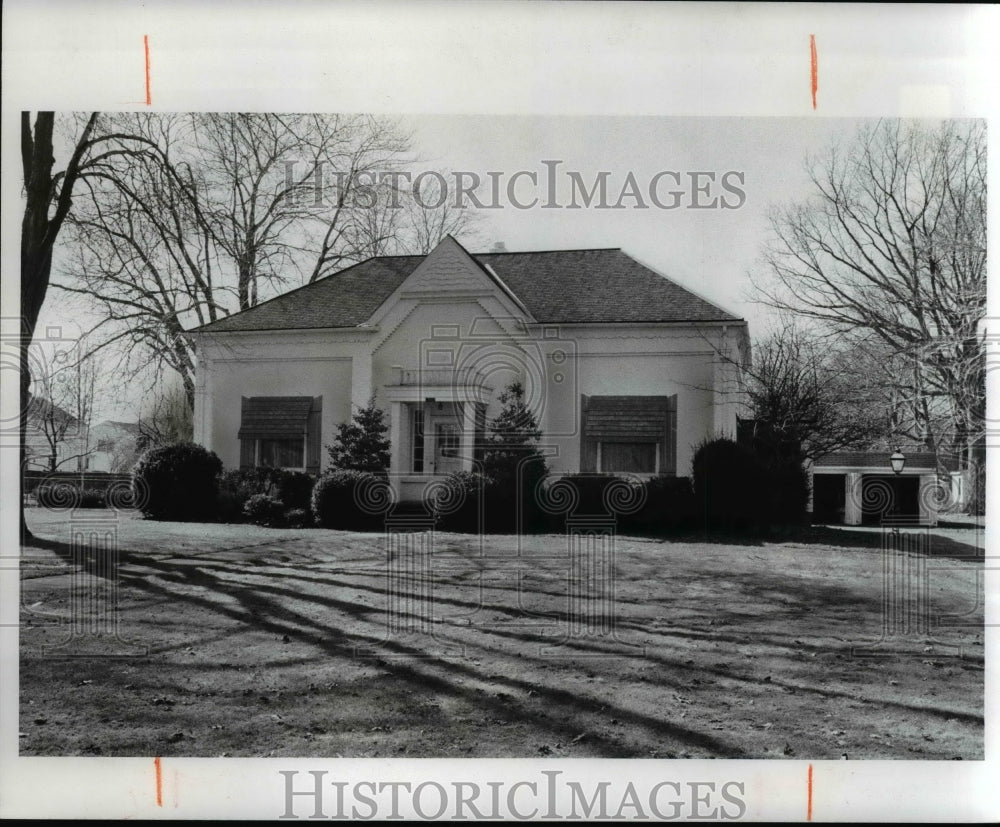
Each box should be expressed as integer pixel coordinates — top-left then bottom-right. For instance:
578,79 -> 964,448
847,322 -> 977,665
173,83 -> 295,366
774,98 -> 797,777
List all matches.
190,236 -> 749,501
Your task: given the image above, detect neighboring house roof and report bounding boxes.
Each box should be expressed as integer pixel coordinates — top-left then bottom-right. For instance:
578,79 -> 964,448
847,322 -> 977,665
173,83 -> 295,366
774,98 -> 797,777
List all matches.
192,241 -> 741,334
25,393 -> 80,428
90,420 -> 142,436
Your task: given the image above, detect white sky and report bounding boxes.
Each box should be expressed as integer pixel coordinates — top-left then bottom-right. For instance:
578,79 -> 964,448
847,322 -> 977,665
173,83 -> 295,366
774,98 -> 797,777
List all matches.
405,114 -> 868,326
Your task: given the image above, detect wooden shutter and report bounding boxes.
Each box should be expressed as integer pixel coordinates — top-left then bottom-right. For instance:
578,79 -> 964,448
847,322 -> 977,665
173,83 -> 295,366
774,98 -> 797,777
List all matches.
239,397 -> 253,468
580,395 -> 598,472
306,396 -> 322,474
664,394 -> 677,476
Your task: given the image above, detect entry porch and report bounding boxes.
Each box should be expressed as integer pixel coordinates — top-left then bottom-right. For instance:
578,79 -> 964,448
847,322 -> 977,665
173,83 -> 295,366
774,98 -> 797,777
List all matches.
384,367 -> 492,503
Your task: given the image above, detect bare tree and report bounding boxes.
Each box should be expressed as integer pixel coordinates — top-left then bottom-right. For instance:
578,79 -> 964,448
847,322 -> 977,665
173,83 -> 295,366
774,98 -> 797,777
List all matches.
187,113 -> 414,298
402,169 -> 484,254
26,341 -> 99,473
136,380 -> 194,453
20,112 -> 167,538
55,113 -> 481,410
753,119 -> 986,471
738,323 -> 889,464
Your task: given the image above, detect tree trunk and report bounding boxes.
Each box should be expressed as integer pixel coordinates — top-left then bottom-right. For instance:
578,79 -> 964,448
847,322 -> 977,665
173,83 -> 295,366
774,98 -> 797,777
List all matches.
20,111 -> 97,541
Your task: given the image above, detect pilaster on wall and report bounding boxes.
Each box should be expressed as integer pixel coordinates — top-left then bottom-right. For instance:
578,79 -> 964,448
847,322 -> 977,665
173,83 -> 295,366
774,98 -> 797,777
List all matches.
844,472 -> 863,525
918,473 -> 939,526
460,401 -> 477,472
388,401 -> 403,476
192,354 -> 211,447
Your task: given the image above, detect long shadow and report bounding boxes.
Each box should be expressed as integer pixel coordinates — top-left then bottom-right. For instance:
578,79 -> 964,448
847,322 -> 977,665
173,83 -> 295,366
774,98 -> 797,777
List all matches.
770,525 -> 986,561
26,531 -> 983,747
24,535 -> 743,757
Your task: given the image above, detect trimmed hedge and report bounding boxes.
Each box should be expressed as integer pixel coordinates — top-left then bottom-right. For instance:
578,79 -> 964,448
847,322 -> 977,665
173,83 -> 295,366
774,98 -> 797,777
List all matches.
433,462 -> 550,535
537,474 -> 695,534
692,438 -> 765,531
626,475 -> 696,533
132,442 -> 223,522
692,437 -> 809,531
311,470 -> 391,530
34,483 -> 107,509
432,471 -> 490,533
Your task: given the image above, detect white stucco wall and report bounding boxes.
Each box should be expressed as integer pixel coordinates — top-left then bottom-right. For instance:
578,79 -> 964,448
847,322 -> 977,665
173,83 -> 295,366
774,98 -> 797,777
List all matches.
193,300 -> 747,477
537,323 -> 740,477
194,330 -> 369,471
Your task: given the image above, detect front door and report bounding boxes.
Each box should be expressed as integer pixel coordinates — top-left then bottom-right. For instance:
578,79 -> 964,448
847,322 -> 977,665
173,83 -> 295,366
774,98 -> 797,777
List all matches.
431,419 -> 462,475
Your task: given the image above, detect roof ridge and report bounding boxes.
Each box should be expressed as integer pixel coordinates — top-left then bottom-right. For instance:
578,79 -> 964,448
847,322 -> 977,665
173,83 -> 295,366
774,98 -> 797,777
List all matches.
475,247 -> 623,256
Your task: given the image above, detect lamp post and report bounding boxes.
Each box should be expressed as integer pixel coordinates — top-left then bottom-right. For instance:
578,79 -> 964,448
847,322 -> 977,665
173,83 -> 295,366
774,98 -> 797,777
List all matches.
889,448 -> 906,475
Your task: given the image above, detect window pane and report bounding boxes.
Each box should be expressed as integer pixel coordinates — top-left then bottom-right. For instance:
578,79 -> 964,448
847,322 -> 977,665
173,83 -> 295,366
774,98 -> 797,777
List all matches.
437,424 -> 459,458
602,442 -> 655,473
412,409 -> 425,472
259,438 -> 304,468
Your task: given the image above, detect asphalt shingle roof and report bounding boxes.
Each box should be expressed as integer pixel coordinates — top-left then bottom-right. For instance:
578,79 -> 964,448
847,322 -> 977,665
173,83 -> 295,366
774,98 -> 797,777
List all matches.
192,246 -> 739,334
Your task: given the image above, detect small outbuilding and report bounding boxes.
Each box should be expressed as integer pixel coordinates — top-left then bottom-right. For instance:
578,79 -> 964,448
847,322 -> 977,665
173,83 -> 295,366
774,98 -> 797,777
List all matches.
810,450 -> 953,526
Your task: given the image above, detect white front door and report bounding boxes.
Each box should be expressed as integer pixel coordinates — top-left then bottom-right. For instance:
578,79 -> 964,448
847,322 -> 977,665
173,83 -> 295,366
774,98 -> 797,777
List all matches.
430,418 -> 462,475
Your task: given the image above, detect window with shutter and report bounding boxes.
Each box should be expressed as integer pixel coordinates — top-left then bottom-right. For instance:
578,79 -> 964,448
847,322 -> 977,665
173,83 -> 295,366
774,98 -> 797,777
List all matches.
238,396 -> 322,472
580,395 -> 676,475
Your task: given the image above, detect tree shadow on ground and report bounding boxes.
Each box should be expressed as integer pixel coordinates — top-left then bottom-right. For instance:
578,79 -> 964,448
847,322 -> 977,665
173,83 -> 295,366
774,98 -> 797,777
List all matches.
21,534 -> 744,758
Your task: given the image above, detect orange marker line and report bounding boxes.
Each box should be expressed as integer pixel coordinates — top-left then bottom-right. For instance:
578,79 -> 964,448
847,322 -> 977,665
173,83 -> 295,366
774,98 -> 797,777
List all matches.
154,756 -> 163,807
144,35 -> 152,105
810,35 -> 818,110
804,759 -> 812,821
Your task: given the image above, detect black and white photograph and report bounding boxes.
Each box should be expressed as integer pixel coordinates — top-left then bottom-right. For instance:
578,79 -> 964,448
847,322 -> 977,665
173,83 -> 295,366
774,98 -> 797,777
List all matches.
1,1 -> 996,822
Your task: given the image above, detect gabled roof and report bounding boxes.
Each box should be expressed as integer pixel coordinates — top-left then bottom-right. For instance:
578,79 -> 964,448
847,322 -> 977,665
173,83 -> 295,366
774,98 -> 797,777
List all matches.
26,393 -> 79,426
192,240 -> 740,334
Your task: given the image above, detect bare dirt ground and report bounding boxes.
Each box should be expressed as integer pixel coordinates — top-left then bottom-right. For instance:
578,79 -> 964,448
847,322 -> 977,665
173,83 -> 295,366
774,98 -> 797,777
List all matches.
19,508 -> 984,759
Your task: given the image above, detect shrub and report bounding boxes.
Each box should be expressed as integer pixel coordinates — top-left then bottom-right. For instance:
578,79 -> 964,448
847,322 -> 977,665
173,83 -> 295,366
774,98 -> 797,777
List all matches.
540,474 -> 689,534
243,493 -> 286,527
215,468 -> 316,522
760,459 -> 811,526
214,488 -> 248,524
274,470 -> 316,511
692,438 -> 810,531
284,508 -> 312,529
691,437 -> 767,532
311,469 -> 390,530
624,475 -> 696,533
219,467 -> 274,500
548,473 -> 624,517
432,471 -> 491,533
79,488 -> 107,509
35,482 -> 81,510
132,442 -> 223,522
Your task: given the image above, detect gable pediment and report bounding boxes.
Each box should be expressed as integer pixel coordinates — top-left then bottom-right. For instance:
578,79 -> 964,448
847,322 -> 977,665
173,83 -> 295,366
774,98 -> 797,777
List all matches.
366,236 -> 533,328
402,236 -> 507,295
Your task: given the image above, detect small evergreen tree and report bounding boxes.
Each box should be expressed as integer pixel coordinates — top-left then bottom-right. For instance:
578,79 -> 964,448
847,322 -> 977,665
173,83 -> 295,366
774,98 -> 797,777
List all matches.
481,382 -> 548,531
327,397 -> 391,473
482,382 -> 546,481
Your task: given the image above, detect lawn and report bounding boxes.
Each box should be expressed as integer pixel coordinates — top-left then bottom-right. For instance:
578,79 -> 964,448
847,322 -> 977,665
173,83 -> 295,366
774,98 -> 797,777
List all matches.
18,507 -> 984,759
